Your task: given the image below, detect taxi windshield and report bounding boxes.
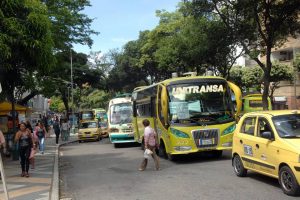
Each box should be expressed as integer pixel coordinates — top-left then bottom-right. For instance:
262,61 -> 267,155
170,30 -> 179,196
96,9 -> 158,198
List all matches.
167,81 -> 235,126
80,122 -> 97,129
273,114 -> 300,138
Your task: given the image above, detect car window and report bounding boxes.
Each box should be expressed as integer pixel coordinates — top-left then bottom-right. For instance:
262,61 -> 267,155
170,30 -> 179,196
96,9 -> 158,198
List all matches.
257,117 -> 273,138
241,117 -> 256,136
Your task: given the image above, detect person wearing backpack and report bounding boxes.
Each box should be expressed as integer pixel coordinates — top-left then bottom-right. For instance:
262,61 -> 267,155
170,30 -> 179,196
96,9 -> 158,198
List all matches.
34,122 -> 47,154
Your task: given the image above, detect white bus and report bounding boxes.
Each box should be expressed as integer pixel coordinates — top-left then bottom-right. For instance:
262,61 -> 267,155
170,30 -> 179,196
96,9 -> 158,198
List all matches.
107,94 -> 135,147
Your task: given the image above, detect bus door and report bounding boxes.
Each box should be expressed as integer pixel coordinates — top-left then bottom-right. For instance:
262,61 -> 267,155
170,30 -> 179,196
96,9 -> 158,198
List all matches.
156,85 -> 170,151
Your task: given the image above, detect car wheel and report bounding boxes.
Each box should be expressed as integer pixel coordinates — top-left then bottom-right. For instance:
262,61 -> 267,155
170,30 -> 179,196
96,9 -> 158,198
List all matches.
233,155 -> 247,177
279,166 -> 300,196
78,140 -> 81,143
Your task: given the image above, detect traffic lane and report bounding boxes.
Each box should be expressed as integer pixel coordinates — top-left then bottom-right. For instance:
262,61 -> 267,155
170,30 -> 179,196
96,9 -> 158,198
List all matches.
59,139 -> 299,200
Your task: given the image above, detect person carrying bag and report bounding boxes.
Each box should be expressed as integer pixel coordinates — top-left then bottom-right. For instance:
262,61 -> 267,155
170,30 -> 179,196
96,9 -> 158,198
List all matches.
139,119 -> 160,171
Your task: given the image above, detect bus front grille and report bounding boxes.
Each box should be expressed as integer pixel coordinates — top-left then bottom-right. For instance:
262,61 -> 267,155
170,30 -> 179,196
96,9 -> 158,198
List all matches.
192,129 -> 219,148
122,128 -> 133,133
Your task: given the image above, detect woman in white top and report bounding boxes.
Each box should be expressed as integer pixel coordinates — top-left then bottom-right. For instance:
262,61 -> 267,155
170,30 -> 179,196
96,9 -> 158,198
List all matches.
61,119 -> 70,141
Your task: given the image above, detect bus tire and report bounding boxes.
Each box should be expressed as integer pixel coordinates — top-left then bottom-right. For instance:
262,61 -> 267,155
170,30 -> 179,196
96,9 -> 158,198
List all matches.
158,142 -> 167,159
167,153 -> 176,161
114,143 -> 119,148
141,139 -> 145,150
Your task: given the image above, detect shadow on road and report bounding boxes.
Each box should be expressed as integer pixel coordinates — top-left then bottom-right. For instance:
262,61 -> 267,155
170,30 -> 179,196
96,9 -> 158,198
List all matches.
167,151 -> 232,164
246,171 -> 280,189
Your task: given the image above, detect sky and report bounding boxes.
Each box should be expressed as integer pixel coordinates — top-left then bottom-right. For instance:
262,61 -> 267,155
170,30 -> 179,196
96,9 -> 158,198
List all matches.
73,0 -> 181,54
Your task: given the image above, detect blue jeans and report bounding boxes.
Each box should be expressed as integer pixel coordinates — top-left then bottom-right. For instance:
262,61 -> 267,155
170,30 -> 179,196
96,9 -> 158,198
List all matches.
38,137 -> 45,152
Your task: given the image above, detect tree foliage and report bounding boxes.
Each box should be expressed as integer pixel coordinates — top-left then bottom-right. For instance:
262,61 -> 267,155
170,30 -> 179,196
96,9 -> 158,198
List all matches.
186,0 -> 300,109
0,0 -> 54,102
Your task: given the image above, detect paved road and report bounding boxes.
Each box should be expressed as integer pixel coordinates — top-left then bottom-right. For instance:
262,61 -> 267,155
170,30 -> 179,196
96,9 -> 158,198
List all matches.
59,138 -> 299,200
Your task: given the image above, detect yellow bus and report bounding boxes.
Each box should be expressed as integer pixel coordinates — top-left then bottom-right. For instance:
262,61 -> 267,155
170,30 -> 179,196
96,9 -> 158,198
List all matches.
241,94 -> 272,115
92,108 -> 107,121
132,75 -> 242,160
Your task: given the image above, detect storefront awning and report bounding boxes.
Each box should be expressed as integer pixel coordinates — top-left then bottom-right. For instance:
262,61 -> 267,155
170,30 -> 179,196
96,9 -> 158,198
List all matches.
0,101 -> 28,115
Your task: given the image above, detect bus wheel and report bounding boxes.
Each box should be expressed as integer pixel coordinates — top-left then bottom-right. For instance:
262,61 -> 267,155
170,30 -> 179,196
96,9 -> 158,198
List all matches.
114,143 -> 119,148
158,143 -> 167,159
141,140 -> 145,150
167,153 -> 176,161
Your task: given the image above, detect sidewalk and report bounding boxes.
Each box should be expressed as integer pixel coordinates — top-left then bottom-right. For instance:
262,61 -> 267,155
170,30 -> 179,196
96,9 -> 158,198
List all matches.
0,133 -> 77,200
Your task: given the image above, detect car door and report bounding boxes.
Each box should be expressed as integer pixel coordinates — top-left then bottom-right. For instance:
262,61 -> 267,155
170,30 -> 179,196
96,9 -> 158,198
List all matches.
253,117 -> 277,176
237,116 -> 258,170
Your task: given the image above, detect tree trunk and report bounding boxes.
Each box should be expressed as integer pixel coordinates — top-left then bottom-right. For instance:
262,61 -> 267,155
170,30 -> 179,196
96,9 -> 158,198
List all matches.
263,46 -> 272,110
60,89 -> 69,119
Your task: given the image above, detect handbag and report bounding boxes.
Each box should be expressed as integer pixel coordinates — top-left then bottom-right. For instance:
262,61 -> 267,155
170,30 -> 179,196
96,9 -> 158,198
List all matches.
143,148 -> 153,159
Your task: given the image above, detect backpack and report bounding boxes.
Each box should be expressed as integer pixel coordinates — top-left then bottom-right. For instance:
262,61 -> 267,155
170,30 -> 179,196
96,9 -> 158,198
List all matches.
36,127 -> 44,138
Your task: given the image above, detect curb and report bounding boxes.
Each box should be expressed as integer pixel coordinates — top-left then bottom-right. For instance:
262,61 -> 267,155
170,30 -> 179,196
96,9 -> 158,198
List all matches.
49,139 -> 78,200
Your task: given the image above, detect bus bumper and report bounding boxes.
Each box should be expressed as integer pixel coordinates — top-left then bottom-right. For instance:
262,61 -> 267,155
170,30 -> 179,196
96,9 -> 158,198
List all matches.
109,132 -> 135,144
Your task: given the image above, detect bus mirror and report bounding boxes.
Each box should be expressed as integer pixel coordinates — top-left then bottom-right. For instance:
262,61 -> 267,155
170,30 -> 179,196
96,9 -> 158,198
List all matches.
161,86 -> 169,126
227,81 -> 242,119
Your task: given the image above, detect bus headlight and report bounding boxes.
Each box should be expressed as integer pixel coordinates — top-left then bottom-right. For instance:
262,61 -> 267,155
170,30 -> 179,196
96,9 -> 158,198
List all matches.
170,128 -> 190,138
174,146 -> 192,151
110,128 -> 119,133
223,124 -> 236,135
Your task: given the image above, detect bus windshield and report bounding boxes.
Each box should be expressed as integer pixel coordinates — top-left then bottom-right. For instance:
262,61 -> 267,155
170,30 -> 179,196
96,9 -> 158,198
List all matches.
167,82 -> 235,125
110,103 -> 132,125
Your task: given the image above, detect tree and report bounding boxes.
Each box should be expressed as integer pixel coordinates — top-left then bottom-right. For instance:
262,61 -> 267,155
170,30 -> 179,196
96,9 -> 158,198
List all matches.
187,0 -> 300,109
0,0 -> 54,131
41,0 -> 98,50
229,63 -> 293,100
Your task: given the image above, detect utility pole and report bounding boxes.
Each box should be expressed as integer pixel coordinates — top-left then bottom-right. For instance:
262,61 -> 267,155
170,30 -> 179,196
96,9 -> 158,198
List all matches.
70,49 -> 74,134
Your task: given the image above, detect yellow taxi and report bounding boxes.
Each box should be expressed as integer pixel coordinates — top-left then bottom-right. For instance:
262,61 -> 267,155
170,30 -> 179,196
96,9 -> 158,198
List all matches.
78,120 -> 102,142
232,110 -> 300,196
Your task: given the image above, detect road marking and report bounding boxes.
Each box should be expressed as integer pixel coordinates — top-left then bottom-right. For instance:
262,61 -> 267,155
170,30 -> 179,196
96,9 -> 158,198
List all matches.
0,186 -> 49,199
8,177 -> 51,184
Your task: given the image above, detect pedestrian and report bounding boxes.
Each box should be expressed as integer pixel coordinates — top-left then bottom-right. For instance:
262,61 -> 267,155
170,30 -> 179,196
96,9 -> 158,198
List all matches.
139,119 -> 160,171
61,119 -> 70,141
0,129 -> 7,180
25,120 -> 33,134
0,129 -> 7,157
34,122 -> 47,154
14,122 -> 34,177
53,117 -> 61,144
26,121 -> 37,169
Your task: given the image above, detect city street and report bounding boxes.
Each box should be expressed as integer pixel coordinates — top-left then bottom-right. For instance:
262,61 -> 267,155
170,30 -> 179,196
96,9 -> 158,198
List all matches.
59,138 -> 298,200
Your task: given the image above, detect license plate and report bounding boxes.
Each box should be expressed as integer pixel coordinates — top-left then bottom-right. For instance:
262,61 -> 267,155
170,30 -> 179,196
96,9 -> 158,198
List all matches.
200,139 -> 213,145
